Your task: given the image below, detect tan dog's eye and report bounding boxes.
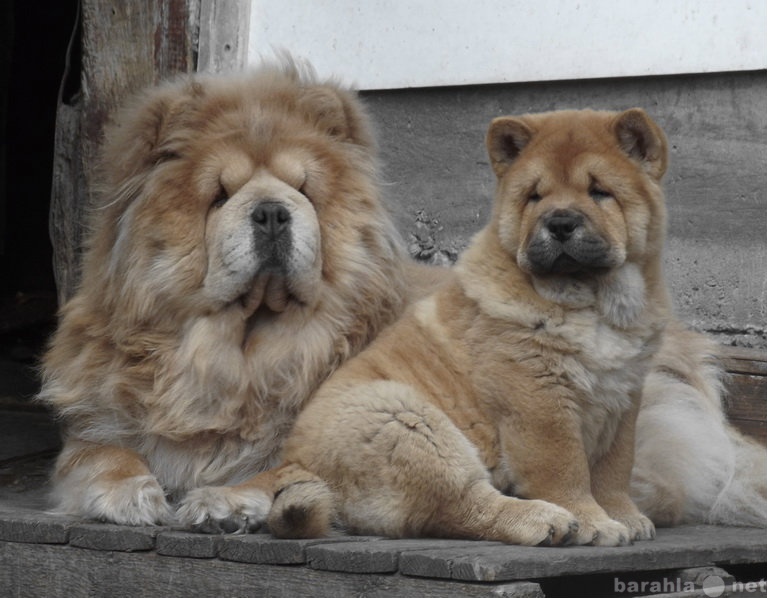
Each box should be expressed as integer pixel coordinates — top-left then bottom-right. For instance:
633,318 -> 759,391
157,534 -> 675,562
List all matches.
212,184 -> 229,208
589,184 -> 612,202
527,191 -> 542,203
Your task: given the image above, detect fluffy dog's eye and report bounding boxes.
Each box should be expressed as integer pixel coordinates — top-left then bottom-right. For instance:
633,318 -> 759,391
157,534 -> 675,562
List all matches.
589,182 -> 612,202
212,185 -> 229,208
527,191 -> 542,203
298,179 -> 316,203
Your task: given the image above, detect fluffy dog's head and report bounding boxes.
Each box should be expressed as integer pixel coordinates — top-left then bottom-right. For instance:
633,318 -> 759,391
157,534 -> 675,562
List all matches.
77,63 -> 402,333
485,109 -> 668,315
43,63 -> 411,448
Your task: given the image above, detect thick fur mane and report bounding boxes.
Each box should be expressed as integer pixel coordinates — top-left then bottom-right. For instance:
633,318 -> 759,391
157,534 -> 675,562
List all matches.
39,63 -> 409,491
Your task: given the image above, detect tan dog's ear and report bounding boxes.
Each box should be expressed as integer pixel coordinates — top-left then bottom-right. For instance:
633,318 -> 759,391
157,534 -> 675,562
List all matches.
486,117 -> 534,178
298,86 -> 375,149
613,108 -> 668,180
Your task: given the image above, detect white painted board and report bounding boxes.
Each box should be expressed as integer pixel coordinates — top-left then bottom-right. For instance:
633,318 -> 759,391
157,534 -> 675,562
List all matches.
247,0 -> 767,89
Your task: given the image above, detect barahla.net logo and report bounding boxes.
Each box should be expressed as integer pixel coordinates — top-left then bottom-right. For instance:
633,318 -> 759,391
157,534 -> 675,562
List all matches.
614,574 -> 767,596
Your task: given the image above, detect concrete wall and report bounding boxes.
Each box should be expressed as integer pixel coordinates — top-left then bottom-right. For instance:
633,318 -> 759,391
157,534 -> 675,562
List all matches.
362,71 -> 767,349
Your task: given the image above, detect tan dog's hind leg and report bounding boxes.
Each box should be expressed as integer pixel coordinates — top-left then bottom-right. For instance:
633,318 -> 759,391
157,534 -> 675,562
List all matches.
590,402 -> 655,542
278,381 -> 579,546
52,439 -> 173,526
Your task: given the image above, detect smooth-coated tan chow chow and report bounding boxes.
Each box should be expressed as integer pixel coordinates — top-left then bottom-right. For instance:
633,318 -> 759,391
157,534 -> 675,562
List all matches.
261,108 -> 677,547
38,63 -> 442,530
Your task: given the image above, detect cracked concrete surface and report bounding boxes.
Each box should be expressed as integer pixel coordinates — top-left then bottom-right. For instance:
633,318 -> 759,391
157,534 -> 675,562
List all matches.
365,70 -> 767,350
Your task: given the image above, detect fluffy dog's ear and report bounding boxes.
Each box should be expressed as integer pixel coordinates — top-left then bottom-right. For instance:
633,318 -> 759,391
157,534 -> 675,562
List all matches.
613,108 -> 668,180
101,82 -> 198,186
298,86 -> 375,149
486,117 -> 534,178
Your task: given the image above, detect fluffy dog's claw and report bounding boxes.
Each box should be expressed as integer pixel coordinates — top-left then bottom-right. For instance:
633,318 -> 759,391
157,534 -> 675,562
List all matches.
190,515 -> 223,535
220,514 -> 263,534
177,486 -> 272,534
190,514 -> 259,535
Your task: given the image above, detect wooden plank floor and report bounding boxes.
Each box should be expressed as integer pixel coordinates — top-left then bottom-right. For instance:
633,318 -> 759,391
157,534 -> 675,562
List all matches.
1,496 -> 766,598
0,345 -> 764,597
720,346 -> 767,444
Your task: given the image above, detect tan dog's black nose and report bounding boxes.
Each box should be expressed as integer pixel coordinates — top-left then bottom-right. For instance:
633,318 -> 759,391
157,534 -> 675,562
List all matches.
544,210 -> 583,242
253,202 -> 291,237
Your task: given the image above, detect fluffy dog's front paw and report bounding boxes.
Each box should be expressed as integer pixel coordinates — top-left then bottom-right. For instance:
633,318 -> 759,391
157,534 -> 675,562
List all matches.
176,486 -> 272,534
74,474 -> 174,526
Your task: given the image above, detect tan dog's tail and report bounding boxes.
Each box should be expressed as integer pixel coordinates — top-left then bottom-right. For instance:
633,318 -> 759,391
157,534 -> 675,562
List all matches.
632,322 -> 767,527
264,463 -> 337,539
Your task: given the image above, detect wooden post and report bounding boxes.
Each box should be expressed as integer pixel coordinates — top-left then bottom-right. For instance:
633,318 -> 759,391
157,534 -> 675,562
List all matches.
49,0 -> 200,304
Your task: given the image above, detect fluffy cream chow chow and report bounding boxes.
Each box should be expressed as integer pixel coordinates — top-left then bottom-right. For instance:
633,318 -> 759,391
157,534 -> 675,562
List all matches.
39,63 -> 441,531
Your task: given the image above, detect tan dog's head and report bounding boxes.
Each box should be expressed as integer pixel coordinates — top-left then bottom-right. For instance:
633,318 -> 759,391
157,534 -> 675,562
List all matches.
487,109 -> 666,277
486,109 -> 668,289
82,62 -> 394,328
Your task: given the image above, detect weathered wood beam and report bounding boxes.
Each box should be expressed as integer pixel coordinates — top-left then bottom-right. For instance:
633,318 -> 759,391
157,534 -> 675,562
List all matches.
49,0 -> 200,304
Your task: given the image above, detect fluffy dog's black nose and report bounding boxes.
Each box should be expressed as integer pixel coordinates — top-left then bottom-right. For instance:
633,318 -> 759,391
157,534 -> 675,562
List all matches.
252,202 -> 291,237
545,210 -> 583,242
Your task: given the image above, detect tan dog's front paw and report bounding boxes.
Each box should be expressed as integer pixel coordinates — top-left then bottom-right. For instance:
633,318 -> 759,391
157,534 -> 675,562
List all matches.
599,493 -> 656,541
615,512 -> 655,541
505,499 -> 580,546
574,517 -> 631,546
177,486 -> 271,534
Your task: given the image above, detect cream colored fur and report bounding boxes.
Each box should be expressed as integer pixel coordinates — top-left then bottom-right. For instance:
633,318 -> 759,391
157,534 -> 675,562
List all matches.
632,323 -> 767,527
39,62 -> 441,530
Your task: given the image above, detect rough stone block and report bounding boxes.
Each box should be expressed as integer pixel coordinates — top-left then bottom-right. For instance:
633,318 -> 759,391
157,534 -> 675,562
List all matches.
491,582 -> 546,598
217,533 -> 368,565
156,530 -> 222,558
307,539 -> 500,574
0,510 -> 74,544
68,522 -> 160,552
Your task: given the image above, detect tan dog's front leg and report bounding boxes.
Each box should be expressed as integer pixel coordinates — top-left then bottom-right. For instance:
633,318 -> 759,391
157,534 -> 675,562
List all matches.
52,438 -> 173,525
500,406 -> 631,546
590,400 -> 655,541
